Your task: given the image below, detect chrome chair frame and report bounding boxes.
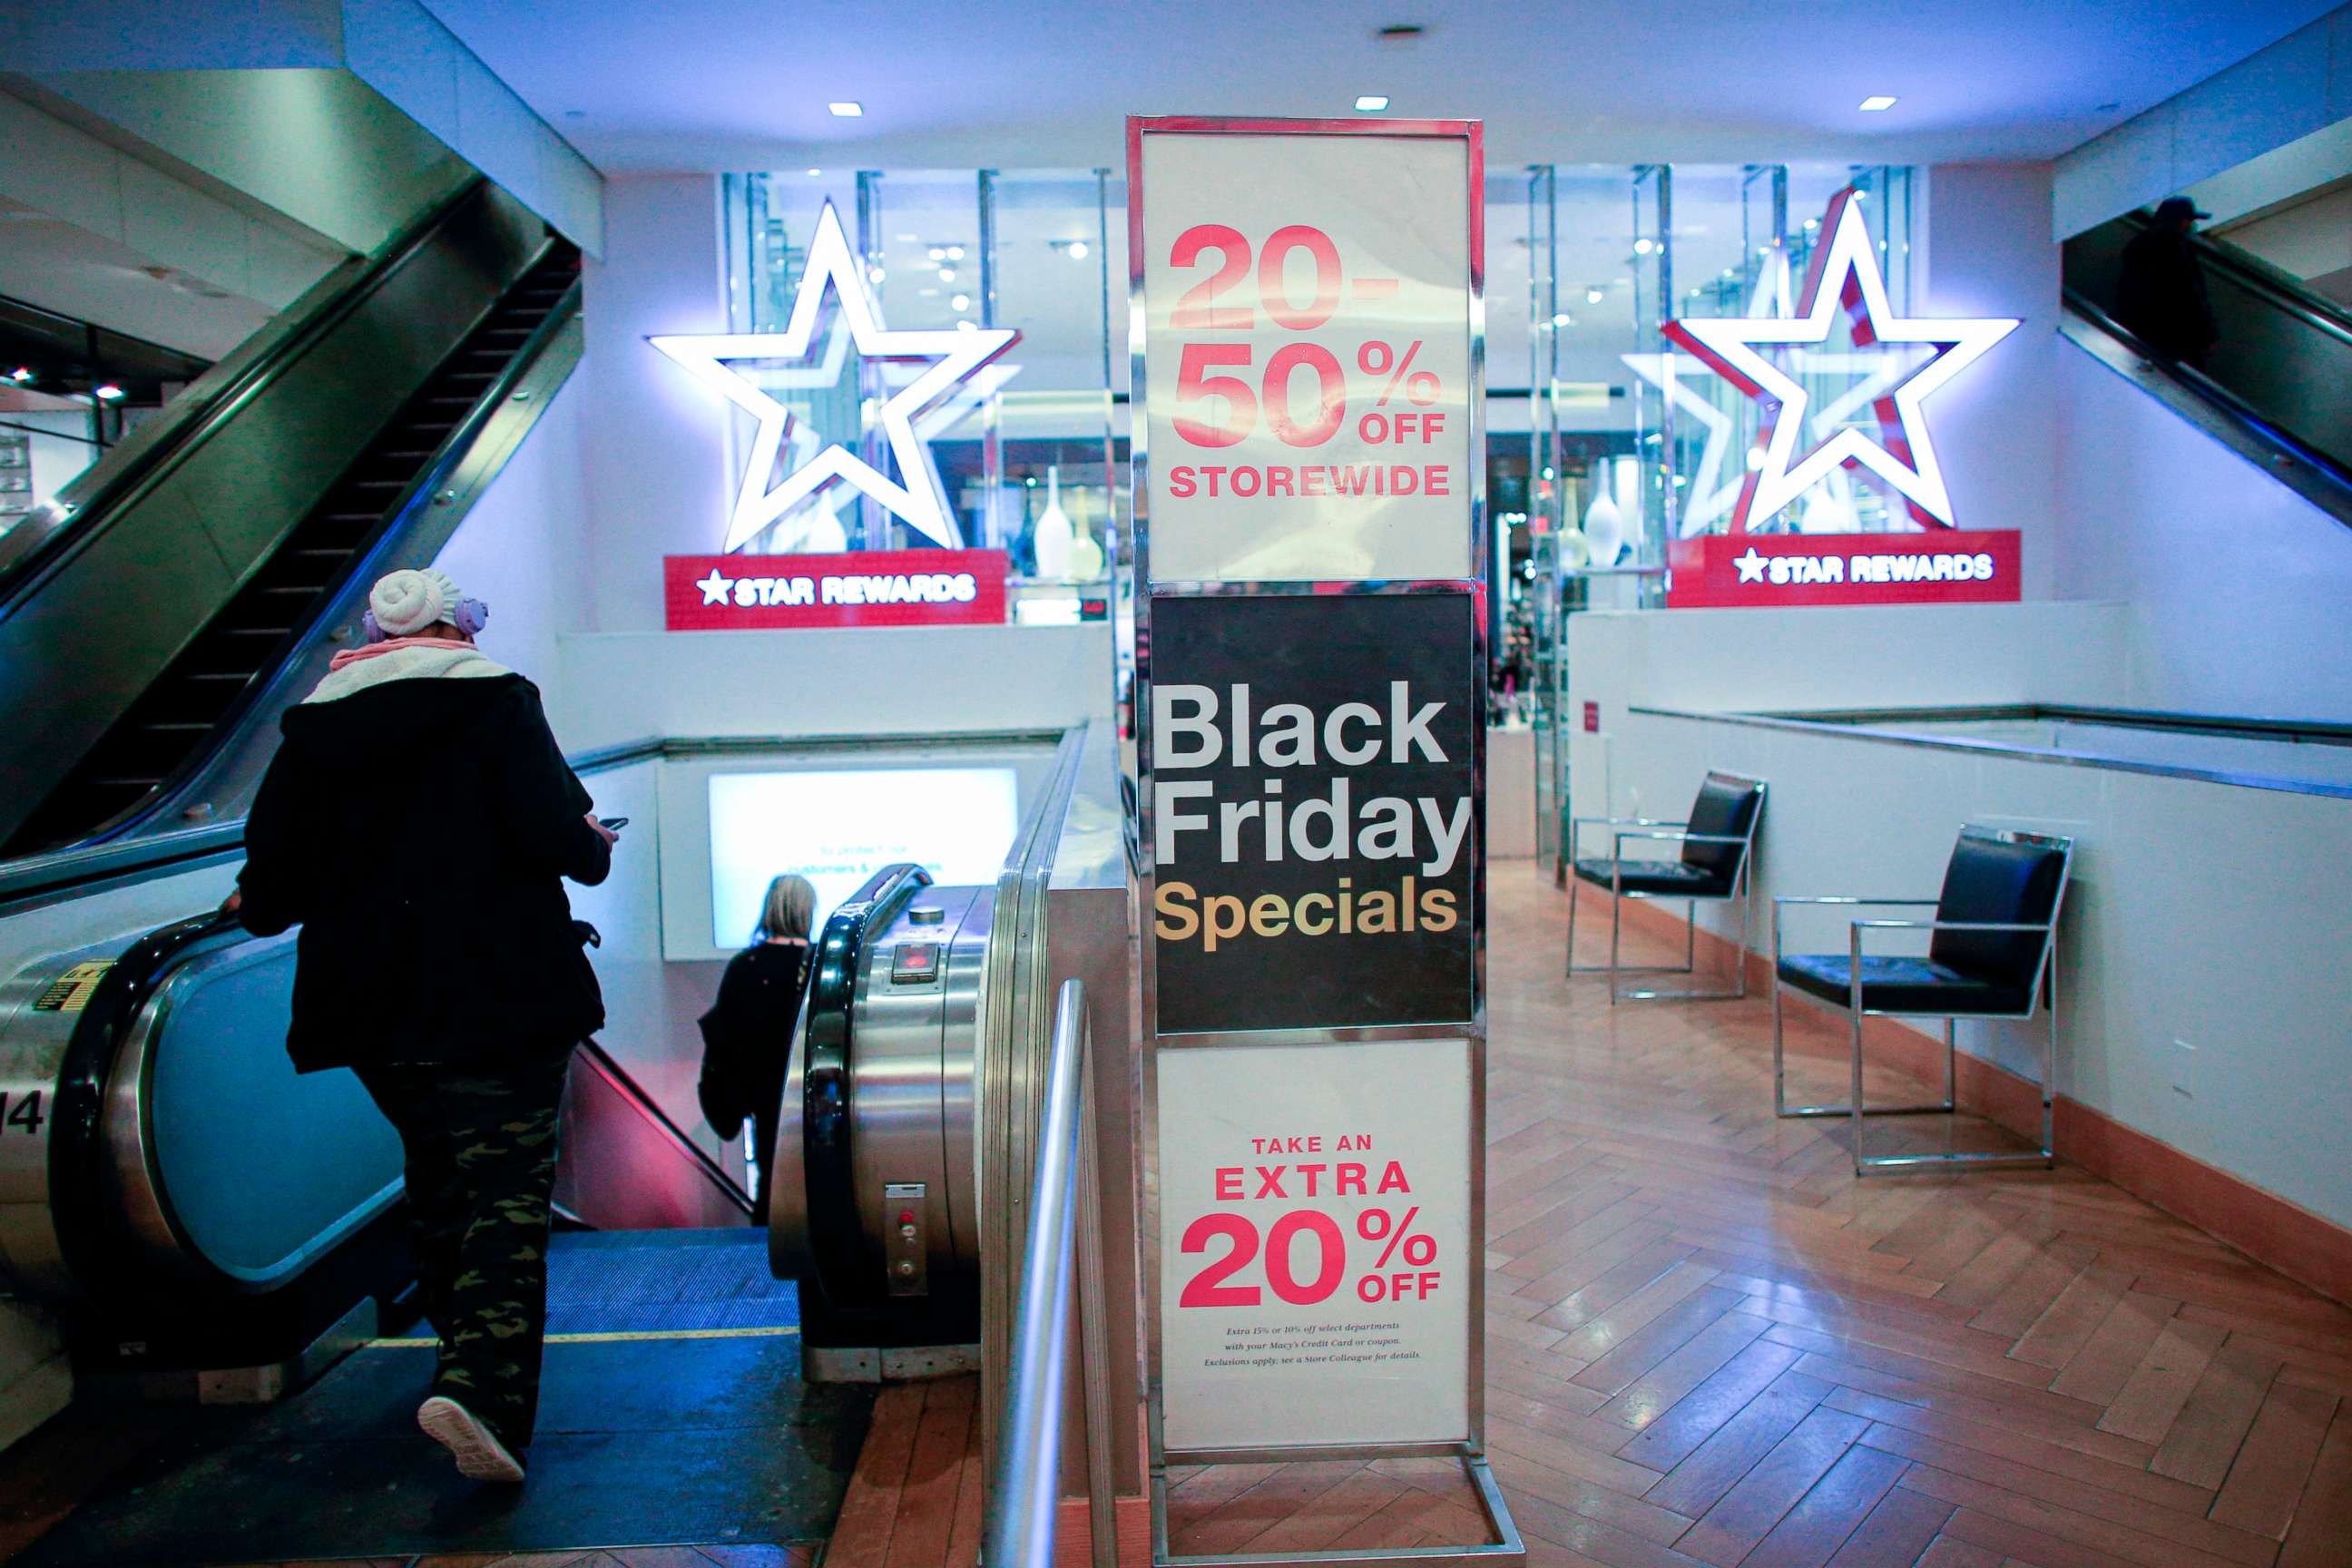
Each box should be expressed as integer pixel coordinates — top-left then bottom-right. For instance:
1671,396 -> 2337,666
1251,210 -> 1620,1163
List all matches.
1565,775 -> 1766,1004
1770,826 -> 2074,1176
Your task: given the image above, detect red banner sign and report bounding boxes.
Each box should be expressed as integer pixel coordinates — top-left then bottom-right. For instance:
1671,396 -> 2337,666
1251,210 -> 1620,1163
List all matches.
1667,530 -> 2022,609
664,550 -> 1009,631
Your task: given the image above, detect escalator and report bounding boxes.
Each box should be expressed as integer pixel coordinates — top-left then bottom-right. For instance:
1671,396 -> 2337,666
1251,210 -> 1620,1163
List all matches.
0,179 -> 584,858
0,835 -> 758,1393
2063,210 -> 2352,517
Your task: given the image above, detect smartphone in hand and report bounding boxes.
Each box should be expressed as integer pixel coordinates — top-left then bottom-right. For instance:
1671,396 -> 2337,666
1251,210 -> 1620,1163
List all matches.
598,818 -> 629,831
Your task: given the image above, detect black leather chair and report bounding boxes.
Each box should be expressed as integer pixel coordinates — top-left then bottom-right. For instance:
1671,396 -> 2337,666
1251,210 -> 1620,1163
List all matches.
1566,771 -> 1766,1003
1771,824 -> 2073,1175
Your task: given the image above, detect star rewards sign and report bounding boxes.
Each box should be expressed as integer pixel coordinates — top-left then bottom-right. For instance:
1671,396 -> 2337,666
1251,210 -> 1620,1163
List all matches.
1150,593 -> 1476,1034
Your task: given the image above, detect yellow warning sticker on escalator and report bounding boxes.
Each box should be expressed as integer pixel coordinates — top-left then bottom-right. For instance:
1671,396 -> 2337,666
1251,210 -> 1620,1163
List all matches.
33,962 -> 110,1014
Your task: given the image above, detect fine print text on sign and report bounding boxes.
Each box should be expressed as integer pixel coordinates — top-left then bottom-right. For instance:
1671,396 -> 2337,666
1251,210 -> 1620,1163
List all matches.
1151,593 -> 1476,1034
1666,530 -> 2022,609
664,549 -> 1009,631
1140,129 -> 1475,583
1160,1037 -> 1471,1451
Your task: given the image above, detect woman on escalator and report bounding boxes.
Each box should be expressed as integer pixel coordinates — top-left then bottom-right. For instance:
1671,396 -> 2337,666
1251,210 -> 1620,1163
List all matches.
698,873 -> 818,1223
228,566 -> 615,1488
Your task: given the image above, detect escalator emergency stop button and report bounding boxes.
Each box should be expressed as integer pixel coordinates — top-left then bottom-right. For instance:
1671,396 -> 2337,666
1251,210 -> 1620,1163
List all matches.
890,944 -> 942,985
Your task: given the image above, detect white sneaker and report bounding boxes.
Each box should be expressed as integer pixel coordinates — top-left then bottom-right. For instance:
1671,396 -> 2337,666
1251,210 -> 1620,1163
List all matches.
417,1395 -> 527,1483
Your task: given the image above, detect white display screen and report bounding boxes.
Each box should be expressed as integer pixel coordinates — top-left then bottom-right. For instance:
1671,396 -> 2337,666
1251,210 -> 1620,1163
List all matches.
706,768 -> 1022,948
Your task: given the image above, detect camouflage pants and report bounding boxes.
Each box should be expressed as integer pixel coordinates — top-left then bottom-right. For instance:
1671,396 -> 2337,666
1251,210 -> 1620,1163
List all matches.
357,1054 -> 569,1450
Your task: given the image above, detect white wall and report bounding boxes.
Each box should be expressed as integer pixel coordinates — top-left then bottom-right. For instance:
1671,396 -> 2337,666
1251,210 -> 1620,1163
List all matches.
1565,604 -> 2352,1232
430,369 -> 592,717
554,622 -> 1114,754
2054,5 -> 2352,237
2049,343 -> 2352,720
580,173 -> 731,634
1918,162 -> 2064,597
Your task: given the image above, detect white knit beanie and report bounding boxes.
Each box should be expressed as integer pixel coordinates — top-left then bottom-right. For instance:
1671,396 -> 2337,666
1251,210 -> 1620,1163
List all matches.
369,569 -> 465,638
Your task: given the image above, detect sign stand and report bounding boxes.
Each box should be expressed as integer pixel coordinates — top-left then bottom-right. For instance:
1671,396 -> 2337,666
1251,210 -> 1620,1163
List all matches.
1127,115 -> 1522,1568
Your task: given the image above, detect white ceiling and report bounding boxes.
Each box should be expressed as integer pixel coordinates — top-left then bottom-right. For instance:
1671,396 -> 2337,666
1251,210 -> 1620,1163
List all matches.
421,0 -> 2335,174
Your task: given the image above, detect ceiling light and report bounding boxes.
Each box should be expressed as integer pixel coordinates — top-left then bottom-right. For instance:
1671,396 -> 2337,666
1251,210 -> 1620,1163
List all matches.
1551,312 -> 1571,328
1632,237 -> 1655,256
93,384 -> 124,402
927,247 -> 946,261
950,292 -> 971,310
956,319 -> 975,332
897,232 -> 919,242
867,265 -> 886,283
1584,286 -> 1604,304
1354,95 -> 1391,113
806,168 -> 822,177
828,101 -> 863,117
1068,240 -> 1089,260
1858,95 -> 1897,113
7,368 -> 30,383
918,287 -> 938,297
938,267 -> 956,282
1804,217 -> 1820,230
946,245 -> 965,261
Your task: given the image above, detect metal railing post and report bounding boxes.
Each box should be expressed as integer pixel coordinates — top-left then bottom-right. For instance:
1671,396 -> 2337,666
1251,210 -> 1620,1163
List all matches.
984,978 -> 1113,1568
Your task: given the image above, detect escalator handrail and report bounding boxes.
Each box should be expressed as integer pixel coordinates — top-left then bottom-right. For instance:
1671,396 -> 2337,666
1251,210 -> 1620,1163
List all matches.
574,1038 -> 755,1219
800,860 -> 935,1310
73,265 -> 585,850
2062,286 -> 2352,501
0,177 -> 490,619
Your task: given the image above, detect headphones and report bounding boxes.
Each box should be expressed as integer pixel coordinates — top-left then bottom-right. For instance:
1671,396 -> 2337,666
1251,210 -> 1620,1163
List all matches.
362,594 -> 490,642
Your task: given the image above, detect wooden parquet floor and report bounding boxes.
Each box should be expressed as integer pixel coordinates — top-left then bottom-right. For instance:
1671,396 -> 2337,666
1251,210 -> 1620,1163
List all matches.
1166,866 -> 2352,1568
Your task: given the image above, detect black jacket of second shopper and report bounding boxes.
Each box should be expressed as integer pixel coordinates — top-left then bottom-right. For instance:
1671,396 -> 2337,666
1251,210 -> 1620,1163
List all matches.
238,672 -> 612,1072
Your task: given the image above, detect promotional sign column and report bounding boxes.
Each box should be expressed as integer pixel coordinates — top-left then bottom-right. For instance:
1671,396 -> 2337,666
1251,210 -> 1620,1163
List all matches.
1132,116 -> 1521,1568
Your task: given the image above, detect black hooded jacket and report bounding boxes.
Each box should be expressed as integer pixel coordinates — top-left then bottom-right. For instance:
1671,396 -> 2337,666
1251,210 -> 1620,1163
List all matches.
237,664 -> 612,1072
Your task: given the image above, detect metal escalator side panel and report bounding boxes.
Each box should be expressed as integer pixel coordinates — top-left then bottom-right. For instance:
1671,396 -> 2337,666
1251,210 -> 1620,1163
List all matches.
0,941 -> 122,1301
848,885 -> 985,1302
940,888 -> 993,1279
97,931 -> 404,1291
771,861 -> 934,1306
0,182 -> 553,852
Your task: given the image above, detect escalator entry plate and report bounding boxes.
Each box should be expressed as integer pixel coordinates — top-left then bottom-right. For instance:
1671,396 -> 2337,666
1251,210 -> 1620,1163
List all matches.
33,962 -> 110,1013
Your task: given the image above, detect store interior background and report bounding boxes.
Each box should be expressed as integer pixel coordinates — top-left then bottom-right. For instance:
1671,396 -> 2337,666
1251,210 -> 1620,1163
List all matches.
2,1 -> 2348,1323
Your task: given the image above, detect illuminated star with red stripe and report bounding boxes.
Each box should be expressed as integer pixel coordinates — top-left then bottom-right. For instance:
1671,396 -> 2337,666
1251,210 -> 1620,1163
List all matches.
1664,188 -> 2017,532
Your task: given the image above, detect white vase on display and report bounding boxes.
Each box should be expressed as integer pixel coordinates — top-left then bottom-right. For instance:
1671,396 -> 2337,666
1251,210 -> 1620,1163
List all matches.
1065,483 -> 1104,581
1032,466 -> 1076,580
1582,489 -> 1625,569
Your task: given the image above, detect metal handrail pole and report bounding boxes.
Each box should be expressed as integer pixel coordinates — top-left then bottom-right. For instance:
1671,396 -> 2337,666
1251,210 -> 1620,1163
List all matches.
984,978 -> 1093,1568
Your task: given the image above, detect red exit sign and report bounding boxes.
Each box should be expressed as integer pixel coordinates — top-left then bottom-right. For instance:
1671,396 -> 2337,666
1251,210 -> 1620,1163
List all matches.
665,549 -> 1009,631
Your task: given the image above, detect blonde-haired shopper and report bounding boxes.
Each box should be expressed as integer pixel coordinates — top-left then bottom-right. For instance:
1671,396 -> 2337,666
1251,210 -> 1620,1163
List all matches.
699,874 -> 819,1220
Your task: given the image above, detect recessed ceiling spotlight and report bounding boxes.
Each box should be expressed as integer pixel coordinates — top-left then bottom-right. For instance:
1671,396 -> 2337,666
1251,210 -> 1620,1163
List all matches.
1858,95 -> 1897,112
927,247 -> 946,261
918,287 -> 939,297
828,101 -> 863,117
1354,95 -> 1391,113
897,232 -> 919,242
1551,312 -> 1572,328
946,245 -> 965,260
1584,286 -> 1604,304
956,319 -> 975,332
1632,237 -> 1655,255
93,384 -> 124,401
806,168 -> 822,177
950,292 -> 971,310
938,267 -> 956,283
1068,240 -> 1090,260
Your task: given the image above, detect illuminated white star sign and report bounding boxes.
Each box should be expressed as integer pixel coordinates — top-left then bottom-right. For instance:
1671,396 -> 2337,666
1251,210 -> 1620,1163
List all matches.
1663,188 -> 2017,532
649,201 -> 1017,553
